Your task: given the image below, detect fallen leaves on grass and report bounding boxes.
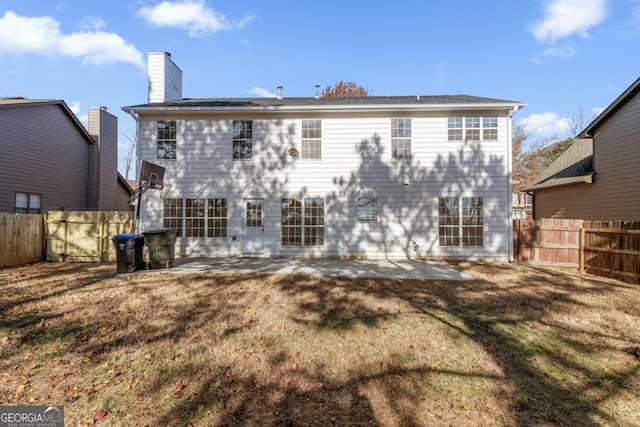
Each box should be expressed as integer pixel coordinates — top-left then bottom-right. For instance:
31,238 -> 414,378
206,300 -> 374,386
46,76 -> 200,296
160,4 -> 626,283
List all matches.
93,408 -> 107,423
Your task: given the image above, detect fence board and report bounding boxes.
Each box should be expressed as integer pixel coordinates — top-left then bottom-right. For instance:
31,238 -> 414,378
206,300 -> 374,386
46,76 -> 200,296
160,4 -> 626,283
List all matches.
0,213 -> 44,268
46,211 -> 133,262
514,219 -> 640,284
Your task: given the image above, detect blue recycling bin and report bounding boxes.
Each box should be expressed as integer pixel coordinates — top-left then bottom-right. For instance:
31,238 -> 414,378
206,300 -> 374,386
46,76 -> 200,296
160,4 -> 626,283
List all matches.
112,234 -> 145,273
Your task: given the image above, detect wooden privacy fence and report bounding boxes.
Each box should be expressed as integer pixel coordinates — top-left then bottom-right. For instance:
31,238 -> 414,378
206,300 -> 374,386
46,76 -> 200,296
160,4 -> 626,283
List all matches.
46,211 -> 134,263
514,219 -> 640,283
0,213 -> 44,268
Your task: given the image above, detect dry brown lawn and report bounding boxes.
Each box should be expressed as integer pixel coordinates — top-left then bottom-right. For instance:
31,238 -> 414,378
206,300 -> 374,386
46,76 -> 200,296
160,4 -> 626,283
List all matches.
0,261 -> 639,426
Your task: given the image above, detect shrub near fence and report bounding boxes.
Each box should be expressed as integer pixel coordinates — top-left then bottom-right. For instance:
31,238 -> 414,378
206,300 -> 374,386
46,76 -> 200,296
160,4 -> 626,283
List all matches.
514,219 -> 640,284
0,213 -> 44,268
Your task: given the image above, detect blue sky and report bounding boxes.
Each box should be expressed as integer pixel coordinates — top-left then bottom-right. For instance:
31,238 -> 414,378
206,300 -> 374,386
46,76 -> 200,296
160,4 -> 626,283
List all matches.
1,0 -> 638,175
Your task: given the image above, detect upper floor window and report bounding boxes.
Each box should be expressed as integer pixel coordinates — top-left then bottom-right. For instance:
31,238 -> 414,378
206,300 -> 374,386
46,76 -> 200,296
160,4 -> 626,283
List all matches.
447,117 -> 497,142
15,192 -> 41,214
157,120 -> 177,159
233,120 -> 253,159
391,118 -> 411,159
302,119 -> 322,159
357,197 -> 378,222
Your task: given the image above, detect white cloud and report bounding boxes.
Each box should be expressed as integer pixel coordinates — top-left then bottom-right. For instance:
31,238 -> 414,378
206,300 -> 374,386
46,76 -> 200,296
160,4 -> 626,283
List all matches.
0,11 -> 144,67
517,112 -> 570,139
79,16 -> 106,31
246,87 -> 276,98
541,42 -> 577,59
138,0 -> 255,37
68,101 -> 88,126
592,106 -> 605,116
531,0 -> 608,42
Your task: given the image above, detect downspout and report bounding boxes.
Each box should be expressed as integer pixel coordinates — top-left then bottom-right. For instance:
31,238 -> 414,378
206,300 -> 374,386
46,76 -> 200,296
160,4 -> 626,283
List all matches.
126,109 -> 140,233
507,106 -> 521,262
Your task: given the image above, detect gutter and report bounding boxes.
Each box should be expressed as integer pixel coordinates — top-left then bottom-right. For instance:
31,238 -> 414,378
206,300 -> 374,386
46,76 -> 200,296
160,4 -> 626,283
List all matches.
507,105 -> 522,262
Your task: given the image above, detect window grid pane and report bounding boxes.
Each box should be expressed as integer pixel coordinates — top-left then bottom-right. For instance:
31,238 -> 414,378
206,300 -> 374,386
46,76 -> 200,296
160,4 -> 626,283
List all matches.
233,120 -> 253,159
438,198 -> 459,246
208,198 -> 227,237
157,120 -> 177,159
462,197 -> 483,247
391,119 -> 411,159
302,120 -> 322,159
282,198 -> 302,246
357,198 -> 378,222
304,198 -> 325,246
164,198 -> 183,237
246,201 -> 262,227
185,198 -> 206,237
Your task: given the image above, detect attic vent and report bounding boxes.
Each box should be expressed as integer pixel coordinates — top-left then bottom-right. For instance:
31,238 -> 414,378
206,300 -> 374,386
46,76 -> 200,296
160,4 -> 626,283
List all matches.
277,85 -> 283,100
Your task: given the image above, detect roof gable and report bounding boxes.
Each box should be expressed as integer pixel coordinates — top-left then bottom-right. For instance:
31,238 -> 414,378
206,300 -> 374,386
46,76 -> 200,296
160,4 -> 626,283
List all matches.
578,77 -> 640,138
0,98 -> 95,145
525,138 -> 594,191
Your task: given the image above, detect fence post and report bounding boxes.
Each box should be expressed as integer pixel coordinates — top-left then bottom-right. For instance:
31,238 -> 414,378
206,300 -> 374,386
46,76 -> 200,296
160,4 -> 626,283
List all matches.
579,227 -> 585,274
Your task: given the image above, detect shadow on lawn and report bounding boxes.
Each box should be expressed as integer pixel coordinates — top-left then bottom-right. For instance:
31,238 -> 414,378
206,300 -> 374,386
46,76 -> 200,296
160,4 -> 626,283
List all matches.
1,264 -> 638,426
270,263 -> 638,427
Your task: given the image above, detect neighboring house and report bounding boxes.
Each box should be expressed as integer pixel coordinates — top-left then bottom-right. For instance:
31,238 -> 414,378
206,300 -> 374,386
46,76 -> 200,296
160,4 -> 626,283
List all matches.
0,99 -> 123,213
512,192 -> 533,219
526,77 -> 640,221
117,174 -> 134,211
123,52 -> 525,260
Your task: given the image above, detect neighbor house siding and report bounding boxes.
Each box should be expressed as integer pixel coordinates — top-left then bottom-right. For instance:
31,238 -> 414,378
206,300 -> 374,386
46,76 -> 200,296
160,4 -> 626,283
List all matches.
534,94 -> 640,221
88,108 -> 119,210
136,112 -> 512,259
0,103 -> 91,213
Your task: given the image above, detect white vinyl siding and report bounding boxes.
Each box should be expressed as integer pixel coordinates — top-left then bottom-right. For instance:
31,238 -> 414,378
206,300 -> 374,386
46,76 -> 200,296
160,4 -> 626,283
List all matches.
137,113 -> 512,259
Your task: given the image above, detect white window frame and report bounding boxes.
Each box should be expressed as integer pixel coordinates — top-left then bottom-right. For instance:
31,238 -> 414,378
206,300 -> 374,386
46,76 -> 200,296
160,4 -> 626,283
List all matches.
232,120 -> 253,160
157,120 -> 177,160
391,118 -> 411,159
357,198 -> 378,222
281,197 -> 325,247
447,117 -> 498,142
438,197 -> 484,247
301,119 -> 322,159
164,197 -> 228,238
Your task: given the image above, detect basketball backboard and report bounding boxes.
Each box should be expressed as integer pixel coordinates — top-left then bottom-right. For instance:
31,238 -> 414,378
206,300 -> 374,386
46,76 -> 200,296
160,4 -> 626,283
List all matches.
140,160 -> 165,189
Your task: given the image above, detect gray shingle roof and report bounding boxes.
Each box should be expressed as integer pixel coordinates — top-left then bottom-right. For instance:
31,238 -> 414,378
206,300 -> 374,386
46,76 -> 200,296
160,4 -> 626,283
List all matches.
124,94 -> 523,110
525,138 -> 594,191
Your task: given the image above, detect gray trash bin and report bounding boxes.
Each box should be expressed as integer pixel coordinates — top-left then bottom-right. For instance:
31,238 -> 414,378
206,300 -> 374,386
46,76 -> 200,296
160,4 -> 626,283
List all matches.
143,228 -> 177,269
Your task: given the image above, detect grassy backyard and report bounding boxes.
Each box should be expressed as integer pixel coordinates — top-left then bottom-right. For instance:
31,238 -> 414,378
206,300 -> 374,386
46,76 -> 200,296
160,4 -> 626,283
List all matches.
0,261 -> 638,426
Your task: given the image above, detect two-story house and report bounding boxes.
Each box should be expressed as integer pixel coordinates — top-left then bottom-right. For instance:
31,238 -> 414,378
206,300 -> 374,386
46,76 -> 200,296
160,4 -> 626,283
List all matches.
124,52 -> 525,260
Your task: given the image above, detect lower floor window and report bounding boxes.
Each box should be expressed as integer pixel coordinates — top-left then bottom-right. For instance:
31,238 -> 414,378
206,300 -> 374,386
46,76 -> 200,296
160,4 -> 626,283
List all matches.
438,197 -> 483,247
15,192 -> 42,214
164,197 -> 227,238
281,197 -> 324,246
